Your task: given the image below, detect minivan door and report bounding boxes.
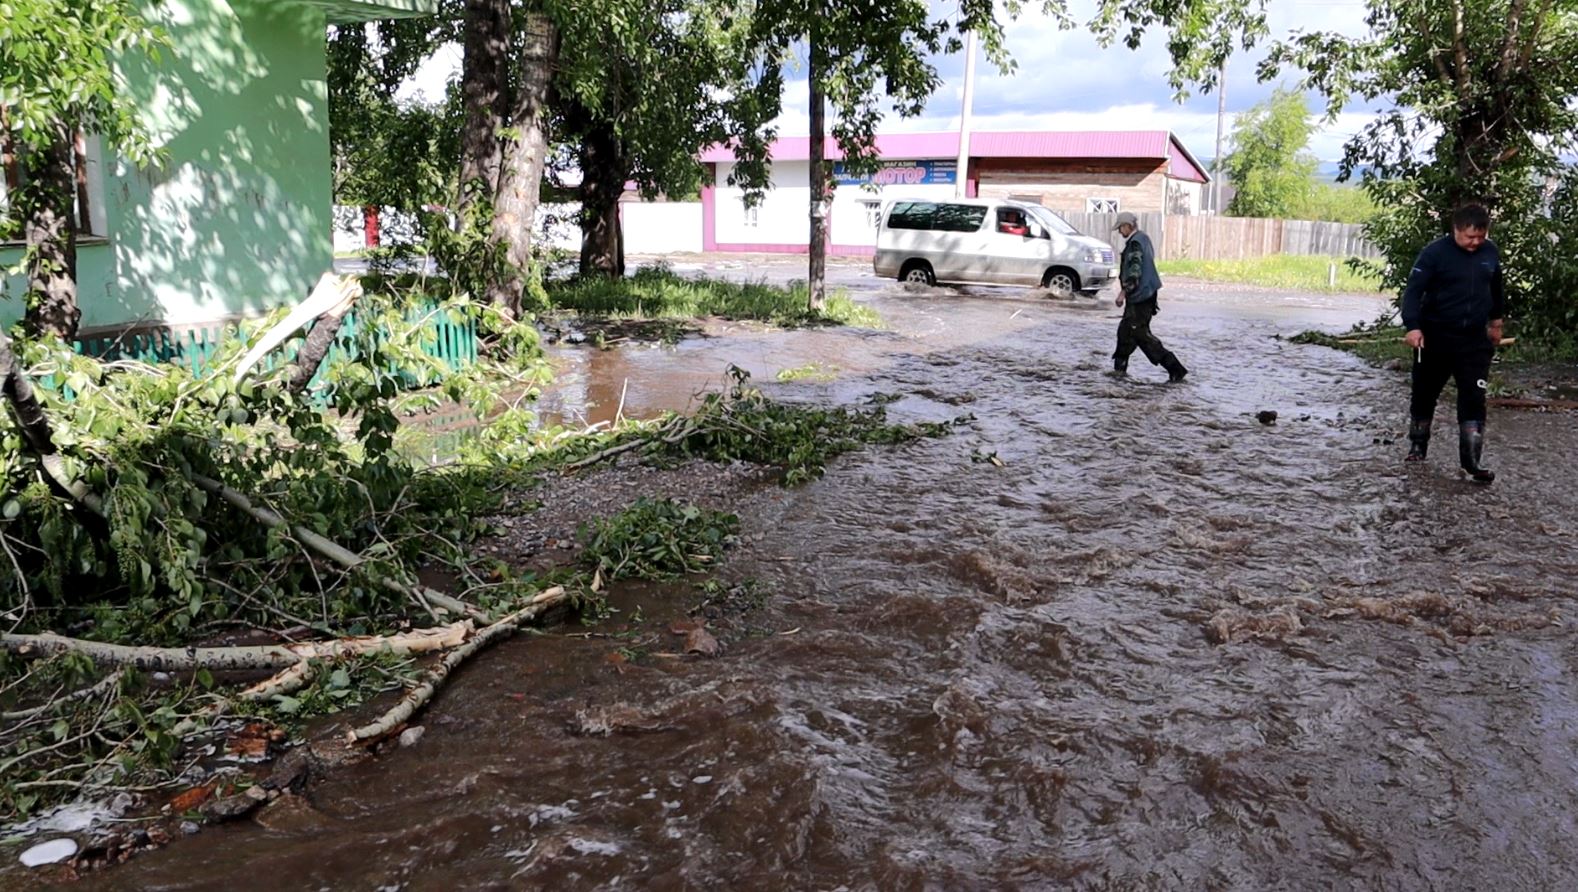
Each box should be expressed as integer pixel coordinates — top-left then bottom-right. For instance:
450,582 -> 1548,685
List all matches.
983,206 -> 1047,284
928,203 -> 991,283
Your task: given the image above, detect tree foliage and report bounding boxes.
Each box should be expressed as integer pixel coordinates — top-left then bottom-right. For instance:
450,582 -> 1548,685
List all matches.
1220,87 -> 1317,218
1293,183 -> 1378,225
0,0 -> 165,339
1263,0 -> 1578,349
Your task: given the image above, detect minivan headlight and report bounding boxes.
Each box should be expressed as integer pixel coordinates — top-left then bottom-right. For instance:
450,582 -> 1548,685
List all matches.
1083,248 -> 1102,263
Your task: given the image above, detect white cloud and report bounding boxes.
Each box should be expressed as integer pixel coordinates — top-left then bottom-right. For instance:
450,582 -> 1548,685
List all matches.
771,0 -> 1379,161
393,0 -> 1381,160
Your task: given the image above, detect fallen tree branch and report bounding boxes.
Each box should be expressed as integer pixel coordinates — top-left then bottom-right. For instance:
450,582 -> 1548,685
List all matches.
1,668 -> 127,721
564,417 -> 693,473
0,329 -> 106,518
2,621 -> 472,671
189,473 -> 486,621
286,285 -> 360,394
348,586 -> 568,743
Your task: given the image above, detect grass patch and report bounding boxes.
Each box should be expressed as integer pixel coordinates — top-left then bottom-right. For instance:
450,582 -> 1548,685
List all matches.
1158,255 -> 1383,293
546,265 -> 883,329
776,362 -> 840,383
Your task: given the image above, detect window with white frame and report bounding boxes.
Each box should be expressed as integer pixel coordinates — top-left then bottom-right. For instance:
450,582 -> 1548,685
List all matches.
742,201 -> 760,228
860,199 -> 882,230
0,121 -> 107,243
1086,197 -> 1120,213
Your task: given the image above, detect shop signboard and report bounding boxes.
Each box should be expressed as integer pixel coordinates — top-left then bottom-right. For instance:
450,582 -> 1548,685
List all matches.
833,159 -> 957,187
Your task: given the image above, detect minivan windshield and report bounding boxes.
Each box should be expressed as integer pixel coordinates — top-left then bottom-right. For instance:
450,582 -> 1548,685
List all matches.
1026,206 -> 1079,236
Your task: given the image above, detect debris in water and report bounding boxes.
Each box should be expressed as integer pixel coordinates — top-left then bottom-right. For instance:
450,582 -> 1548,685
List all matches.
1256,410 -> 1278,425
1205,605 -> 1303,644
20,838 -> 78,867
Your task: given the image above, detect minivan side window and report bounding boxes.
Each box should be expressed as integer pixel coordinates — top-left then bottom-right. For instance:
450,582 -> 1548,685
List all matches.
885,201 -> 987,232
886,201 -> 934,230
933,204 -> 988,232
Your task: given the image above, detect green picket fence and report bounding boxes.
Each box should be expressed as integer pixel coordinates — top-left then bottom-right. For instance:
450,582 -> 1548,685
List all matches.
71,300 -> 478,394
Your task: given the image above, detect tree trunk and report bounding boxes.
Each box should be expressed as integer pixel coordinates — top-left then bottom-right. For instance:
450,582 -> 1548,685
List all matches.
458,0 -> 510,216
807,35 -> 828,312
488,10 -> 558,316
578,117 -> 628,278
18,125 -> 80,340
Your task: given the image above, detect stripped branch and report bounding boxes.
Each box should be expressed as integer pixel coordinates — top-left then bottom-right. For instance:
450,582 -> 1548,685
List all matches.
349,586 -> 568,743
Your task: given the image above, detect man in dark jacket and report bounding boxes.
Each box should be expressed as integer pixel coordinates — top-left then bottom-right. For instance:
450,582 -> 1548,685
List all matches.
1402,202 -> 1505,483
1112,212 -> 1187,382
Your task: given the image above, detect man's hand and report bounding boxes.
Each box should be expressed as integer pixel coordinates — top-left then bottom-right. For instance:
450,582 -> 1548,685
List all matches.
1404,329 -> 1425,349
1487,319 -> 1504,345
1115,291 -> 1126,308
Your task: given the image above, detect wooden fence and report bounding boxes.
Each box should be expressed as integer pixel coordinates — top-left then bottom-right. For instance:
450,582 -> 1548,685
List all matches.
1059,212 -> 1379,261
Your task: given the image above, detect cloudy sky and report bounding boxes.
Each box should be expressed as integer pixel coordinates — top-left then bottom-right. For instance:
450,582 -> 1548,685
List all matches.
402,0 -> 1379,163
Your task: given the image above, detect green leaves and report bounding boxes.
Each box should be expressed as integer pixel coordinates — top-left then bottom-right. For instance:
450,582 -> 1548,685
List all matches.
1221,87 -> 1319,219
0,0 -> 165,161
580,497 -> 740,581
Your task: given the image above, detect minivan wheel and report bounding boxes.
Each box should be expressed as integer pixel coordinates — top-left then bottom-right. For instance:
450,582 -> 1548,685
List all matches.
1042,268 -> 1078,296
900,261 -> 936,286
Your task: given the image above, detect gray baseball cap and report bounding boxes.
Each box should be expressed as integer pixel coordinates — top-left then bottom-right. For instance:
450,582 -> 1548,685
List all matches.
1111,211 -> 1138,230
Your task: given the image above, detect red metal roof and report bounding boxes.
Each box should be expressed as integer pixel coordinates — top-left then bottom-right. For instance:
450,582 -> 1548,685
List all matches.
699,130 -> 1209,183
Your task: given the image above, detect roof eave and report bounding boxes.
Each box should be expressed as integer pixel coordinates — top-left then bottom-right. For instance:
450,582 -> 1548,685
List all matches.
303,0 -> 437,24
1168,132 -> 1212,184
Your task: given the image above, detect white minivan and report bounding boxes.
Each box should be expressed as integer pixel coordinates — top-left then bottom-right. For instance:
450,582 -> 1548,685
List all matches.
872,198 -> 1116,294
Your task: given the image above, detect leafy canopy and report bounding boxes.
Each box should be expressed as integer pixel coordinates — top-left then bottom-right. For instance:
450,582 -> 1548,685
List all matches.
0,0 -> 164,160
1221,87 -> 1318,218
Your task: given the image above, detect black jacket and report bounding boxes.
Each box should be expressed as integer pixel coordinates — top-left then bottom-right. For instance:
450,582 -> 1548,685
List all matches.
1400,235 -> 1506,333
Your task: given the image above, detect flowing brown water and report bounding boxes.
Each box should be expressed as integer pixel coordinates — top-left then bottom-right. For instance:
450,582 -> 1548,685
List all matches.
58,266 -> 1578,890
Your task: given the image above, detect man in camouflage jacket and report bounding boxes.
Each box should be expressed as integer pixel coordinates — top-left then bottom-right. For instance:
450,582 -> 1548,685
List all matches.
1112,212 -> 1188,383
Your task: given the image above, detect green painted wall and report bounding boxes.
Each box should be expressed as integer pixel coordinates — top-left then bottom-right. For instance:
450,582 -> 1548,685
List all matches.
3,0 -> 336,331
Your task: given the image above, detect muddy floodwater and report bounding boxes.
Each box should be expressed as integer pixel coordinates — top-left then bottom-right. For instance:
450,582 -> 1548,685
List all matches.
77,260 -> 1578,890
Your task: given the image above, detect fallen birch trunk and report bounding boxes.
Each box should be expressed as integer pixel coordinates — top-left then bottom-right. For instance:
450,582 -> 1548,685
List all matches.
2,621 -> 472,672
349,586 -> 568,743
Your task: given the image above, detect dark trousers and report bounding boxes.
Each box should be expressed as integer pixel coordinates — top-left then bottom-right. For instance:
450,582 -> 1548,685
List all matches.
1113,299 -> 1179,371
1410,330 -> 1493,424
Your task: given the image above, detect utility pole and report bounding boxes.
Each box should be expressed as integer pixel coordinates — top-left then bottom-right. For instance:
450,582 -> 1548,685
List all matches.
808,20 -> 828,310
1211,56 -> 1227,214
955,30 -> 978,199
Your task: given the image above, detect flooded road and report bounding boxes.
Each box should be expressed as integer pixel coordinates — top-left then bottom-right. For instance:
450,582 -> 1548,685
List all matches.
84,261 -> 1578,890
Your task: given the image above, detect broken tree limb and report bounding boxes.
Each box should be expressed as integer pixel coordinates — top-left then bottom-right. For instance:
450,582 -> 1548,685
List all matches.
236,660 -> 316,703
348,586 -> 569,743
2,621 -> 473,672
232,272 -> 362,386
285,284 -> 360,394
188,473 -> 486,621
0,329 -> 106,518
563,416 -> 693,473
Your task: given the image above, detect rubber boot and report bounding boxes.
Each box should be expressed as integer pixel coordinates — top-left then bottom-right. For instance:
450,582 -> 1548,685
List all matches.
1405,418 -> 1431,462
1458,420 -> 1495,483
1112,360 -> 1128,377
1165,357 -> 1188,383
